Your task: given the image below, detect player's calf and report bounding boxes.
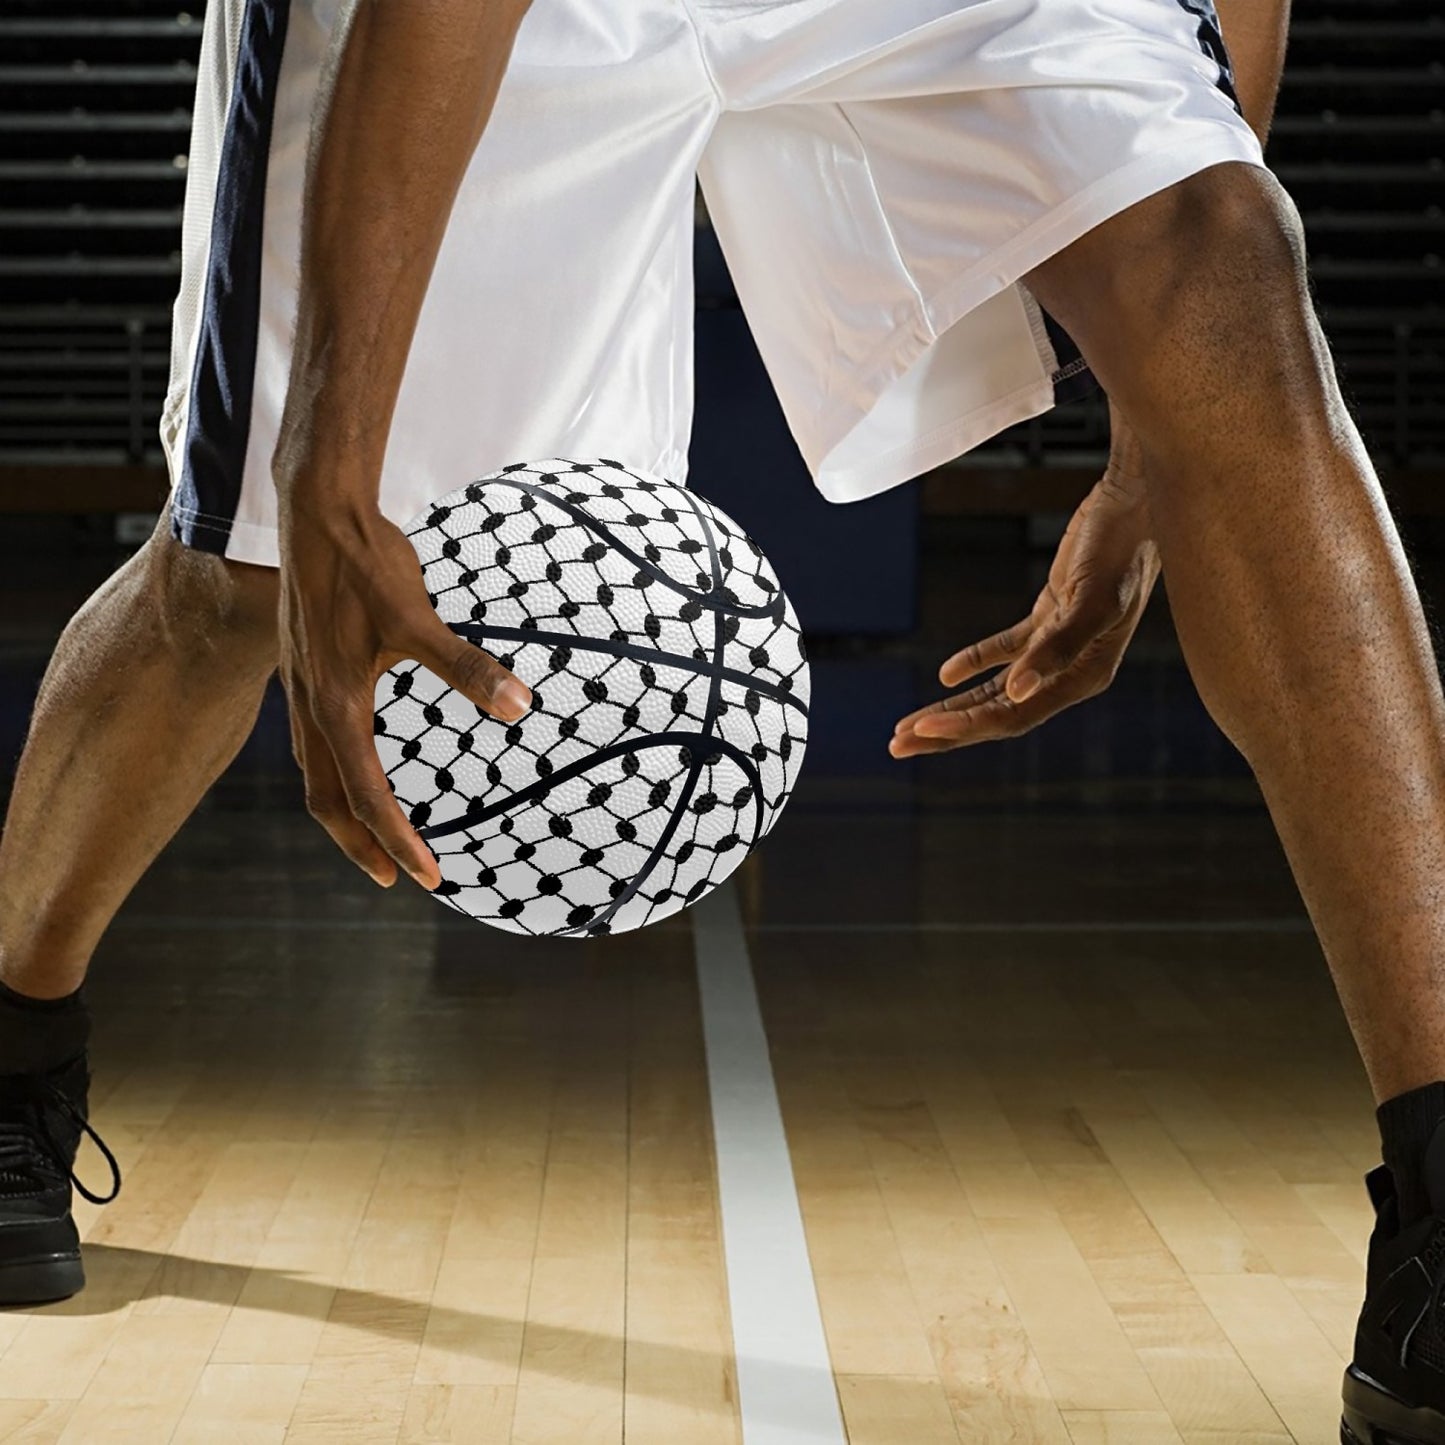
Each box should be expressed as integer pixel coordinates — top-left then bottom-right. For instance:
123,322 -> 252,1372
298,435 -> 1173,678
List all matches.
0,509 -> 280,986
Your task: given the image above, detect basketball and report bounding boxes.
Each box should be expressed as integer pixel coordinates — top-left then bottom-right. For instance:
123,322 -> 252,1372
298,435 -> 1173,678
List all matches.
373,459 -> 809,937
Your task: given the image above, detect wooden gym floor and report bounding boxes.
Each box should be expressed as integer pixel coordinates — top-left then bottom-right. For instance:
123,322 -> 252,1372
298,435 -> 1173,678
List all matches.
0,518 -> 1404,1444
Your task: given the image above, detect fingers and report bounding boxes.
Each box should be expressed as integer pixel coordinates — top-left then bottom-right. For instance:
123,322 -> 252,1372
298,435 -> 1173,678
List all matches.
276,510 -> 525,892
287,628 -> 528,893
892,673 -> 1008,739
342,623 -> 528,886
938,620 -> 1031,689
894,597 -> 1137,757
416,624 -> 531,722
898,686 -> 1055,753
893,597 -> 1115,757
890,674 -> 1012,757
890,664 -> 1102,756
1007,600 -> 1120,704
897,475 -> 1158,760
317,692 -> 443,890
290,690 -> 400,888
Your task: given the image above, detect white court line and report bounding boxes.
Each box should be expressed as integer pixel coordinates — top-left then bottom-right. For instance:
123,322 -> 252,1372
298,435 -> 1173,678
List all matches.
692,882 -> 848,1445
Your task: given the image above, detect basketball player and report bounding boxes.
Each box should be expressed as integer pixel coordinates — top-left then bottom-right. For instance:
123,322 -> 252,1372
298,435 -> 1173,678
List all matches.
0,1 -> 1440,1437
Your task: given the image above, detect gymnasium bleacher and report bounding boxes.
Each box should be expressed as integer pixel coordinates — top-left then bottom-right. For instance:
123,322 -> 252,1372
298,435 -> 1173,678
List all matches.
0,0 -> 1439,514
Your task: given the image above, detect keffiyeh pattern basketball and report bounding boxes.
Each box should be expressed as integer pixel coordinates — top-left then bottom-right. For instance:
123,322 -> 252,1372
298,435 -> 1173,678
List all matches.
374,460 -> 809,937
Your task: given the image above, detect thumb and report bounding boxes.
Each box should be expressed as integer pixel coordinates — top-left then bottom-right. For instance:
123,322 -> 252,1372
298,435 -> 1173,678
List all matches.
416,622 -> 532,722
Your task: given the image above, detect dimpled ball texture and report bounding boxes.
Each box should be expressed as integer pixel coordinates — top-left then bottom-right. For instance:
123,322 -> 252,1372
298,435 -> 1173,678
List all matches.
373,459 -> 809,937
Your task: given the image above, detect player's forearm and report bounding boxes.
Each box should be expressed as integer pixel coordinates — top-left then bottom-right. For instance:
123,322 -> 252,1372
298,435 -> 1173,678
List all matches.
1215,0 -> 1292,145
274,0 -> 532,518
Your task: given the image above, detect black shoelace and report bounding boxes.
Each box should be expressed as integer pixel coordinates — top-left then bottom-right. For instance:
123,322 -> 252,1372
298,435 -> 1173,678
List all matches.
0,1078 -> 121,1206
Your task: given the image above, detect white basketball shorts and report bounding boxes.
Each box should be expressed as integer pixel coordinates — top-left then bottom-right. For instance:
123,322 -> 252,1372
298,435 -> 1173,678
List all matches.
162,0 -> 1265,567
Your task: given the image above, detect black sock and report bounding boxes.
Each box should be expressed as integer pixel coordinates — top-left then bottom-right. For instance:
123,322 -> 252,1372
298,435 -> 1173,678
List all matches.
1378,1081 -> 1445,1228
0,979 -> 90,1076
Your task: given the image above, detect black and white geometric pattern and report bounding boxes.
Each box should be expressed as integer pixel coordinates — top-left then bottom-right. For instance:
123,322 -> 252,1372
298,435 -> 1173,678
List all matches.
374,459 -> 809,937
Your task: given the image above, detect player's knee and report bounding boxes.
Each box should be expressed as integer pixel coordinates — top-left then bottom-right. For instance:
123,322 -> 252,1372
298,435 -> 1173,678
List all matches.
1138,166 -> 1314,380
1033,163 -> 1319,400
138,512 -> 278,665
1170,165 -> 1305,308
1064,163 -> 1336,445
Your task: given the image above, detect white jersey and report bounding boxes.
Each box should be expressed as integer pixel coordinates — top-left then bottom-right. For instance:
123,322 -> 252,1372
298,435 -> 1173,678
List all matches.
162,0 -> 1262,566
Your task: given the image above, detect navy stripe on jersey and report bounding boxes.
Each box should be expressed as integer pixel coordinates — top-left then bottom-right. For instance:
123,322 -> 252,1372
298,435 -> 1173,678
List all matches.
1175,0 -> 1242,113
172,0 -> 291,556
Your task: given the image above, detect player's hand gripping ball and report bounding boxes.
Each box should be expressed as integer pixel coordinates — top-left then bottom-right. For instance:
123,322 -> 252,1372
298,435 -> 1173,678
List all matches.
373,459 -> 809,937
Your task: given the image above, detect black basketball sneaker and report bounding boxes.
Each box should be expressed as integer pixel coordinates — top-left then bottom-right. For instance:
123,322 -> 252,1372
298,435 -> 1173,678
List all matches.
0,1052 -> 120,1305
1344,1122 -> 1445,1444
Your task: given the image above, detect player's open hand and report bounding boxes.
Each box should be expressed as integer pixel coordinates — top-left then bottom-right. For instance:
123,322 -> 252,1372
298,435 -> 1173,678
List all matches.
890,465 -> 1159,757
277,503 -> 532,889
